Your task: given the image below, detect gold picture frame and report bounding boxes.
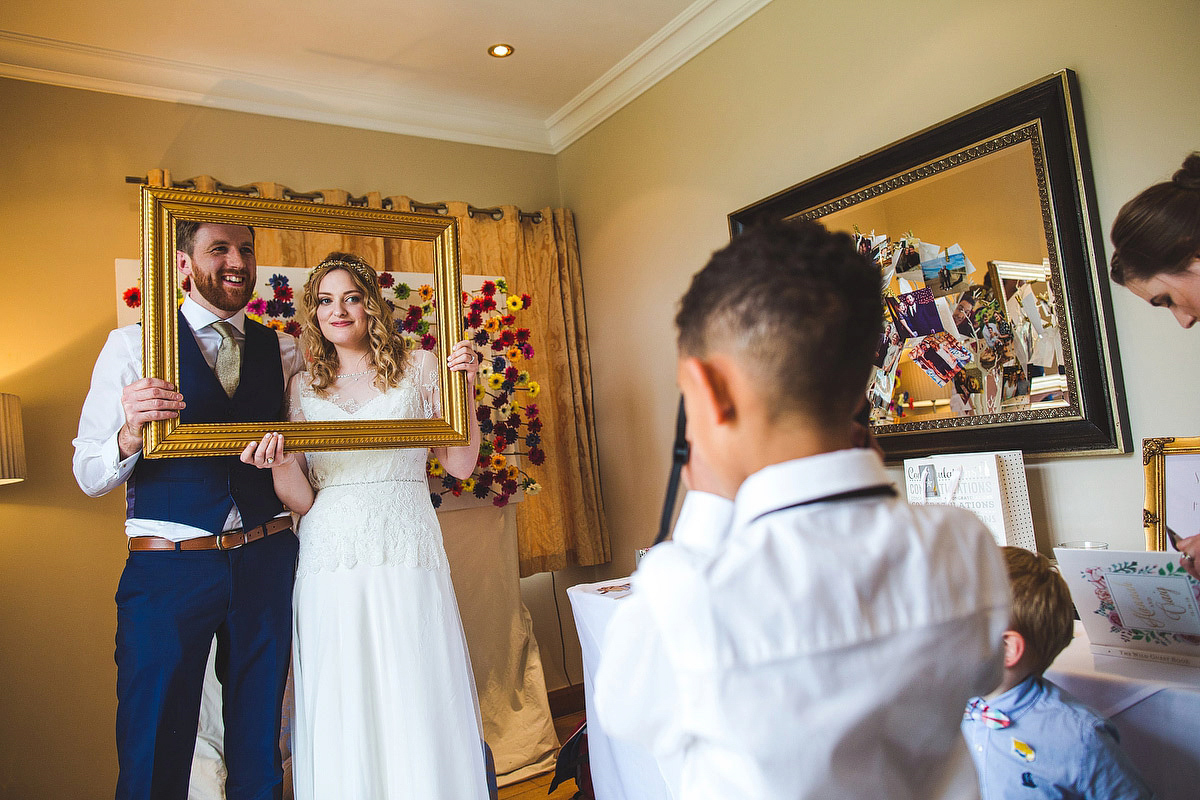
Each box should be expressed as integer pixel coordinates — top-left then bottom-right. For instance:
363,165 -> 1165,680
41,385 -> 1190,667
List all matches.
140,186 -> 468,458
1143,436 -> 1200,552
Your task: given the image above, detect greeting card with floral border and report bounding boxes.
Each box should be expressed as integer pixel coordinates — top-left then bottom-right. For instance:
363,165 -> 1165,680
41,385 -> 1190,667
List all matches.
1055,548 -> 1200,668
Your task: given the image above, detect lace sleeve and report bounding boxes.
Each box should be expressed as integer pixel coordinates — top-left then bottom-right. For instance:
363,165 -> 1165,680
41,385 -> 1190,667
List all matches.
285,373 -> 309,422
413,349 -> 441,419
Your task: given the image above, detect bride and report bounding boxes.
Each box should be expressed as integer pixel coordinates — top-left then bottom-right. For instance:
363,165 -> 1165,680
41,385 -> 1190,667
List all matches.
241,252 -> 488,799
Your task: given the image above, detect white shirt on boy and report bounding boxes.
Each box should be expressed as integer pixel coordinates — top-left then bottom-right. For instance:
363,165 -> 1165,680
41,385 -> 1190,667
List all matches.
594,447 -> 1011,800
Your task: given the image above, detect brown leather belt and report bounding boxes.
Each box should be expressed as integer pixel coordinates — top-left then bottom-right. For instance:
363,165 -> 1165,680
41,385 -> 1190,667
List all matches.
128,517 -> 293,552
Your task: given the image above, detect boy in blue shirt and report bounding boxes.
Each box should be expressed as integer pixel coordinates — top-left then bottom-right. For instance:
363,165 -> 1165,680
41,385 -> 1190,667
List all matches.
962,547 -> 1154,798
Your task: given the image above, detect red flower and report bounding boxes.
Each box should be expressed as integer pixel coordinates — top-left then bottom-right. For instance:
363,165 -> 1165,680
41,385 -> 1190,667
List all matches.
525,404 -> 539,418
470,299 -> 485,313
481,296 -> 497,312
466,311 -> 483,329
521,293 -> 532,309
407,305 -> 423,320
503,479 -> 518,494
501,314 -> 516,326
492,494 -> 510,507
528,418 -> 543,433
529,447 -> 546,466
521,343 -> 535,359
420,334 -> 437,350
493,435 -> 508,450
516,328 -> 531,343
181,276 -> 191,292
504,366 -> 520,381
378,272 -> 395,288
284,320 -> 302,337
274,285 -> 293,301
481,280 -> 497,297
123,287 -> 142,308
499,330 -> 516,346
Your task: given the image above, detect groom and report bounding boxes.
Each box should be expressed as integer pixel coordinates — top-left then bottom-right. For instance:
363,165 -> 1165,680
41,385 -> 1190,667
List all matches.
73,221 -> 305,800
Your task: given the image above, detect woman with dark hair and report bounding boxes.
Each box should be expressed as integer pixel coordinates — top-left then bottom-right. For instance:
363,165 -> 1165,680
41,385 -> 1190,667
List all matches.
1110,153 -> 1200,329
1110,152 -> 1200,581
241,253 -> 489,799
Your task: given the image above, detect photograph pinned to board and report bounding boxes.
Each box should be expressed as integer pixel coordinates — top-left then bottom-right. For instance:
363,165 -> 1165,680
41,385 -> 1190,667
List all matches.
1055,547 -> 1200,668
903,450 -> 1036,550
910,331 -> 972,386
887,287 -> 944,339
921,244 -> 977,299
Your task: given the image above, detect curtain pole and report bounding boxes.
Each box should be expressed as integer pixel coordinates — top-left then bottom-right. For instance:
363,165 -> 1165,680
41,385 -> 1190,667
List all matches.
125,175 -> 543,223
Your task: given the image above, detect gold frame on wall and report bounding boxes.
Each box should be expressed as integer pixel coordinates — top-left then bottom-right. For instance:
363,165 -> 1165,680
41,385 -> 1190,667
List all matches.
140,186 -> 468,458
1142,436 -> 1200,552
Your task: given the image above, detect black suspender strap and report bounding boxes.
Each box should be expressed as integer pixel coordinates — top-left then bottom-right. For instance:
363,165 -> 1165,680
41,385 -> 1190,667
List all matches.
748,483 -> 897,526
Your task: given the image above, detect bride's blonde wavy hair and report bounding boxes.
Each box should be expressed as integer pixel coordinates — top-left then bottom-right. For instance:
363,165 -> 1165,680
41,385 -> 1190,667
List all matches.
300,252 -> 408,395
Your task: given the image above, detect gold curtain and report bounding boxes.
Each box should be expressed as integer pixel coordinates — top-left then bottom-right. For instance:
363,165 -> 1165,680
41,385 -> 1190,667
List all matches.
389,198 -> 611,576
148,172 -> 611,575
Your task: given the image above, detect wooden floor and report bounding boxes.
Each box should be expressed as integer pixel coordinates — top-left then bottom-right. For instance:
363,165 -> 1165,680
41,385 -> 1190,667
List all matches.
498,711 -> 585,800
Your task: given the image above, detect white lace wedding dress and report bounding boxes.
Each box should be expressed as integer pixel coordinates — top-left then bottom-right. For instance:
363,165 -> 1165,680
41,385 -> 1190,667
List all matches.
288,350 -> 489,800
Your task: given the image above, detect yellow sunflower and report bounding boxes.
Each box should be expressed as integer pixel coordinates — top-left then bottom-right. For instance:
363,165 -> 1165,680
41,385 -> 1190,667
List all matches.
484,316 -> 502,334
527,380 -> 541,398
506,346 -> 522,362
487,373 -> 504,390
506,295 -> 523,312
428,458 -> 444,476
490,452 -> 507,469
418,284 -> 434,302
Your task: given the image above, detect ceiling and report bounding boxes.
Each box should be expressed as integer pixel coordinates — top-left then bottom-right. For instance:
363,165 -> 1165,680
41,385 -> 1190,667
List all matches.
0,0 -> 771,154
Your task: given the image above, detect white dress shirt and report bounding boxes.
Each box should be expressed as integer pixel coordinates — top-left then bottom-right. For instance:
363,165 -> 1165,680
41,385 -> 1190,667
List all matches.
72,296 -> 304,540
594,448 -> 1011,800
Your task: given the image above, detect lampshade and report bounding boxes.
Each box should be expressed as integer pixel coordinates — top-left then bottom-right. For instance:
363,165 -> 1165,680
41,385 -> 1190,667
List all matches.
0,393 -> 27,485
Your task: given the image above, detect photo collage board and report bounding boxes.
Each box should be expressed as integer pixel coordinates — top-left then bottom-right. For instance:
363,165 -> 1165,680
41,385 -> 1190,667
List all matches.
859,231 -> 1069,426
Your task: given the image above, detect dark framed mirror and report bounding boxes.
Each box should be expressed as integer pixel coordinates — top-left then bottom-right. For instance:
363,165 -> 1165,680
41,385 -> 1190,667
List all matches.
729,70 -> 1130,461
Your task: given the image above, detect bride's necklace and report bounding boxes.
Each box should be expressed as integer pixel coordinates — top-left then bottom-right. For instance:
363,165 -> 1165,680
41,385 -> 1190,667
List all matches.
335,368 -> 373,381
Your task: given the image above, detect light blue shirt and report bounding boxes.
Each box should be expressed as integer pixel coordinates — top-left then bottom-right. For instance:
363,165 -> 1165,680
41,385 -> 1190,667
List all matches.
962,675 -> 1154,799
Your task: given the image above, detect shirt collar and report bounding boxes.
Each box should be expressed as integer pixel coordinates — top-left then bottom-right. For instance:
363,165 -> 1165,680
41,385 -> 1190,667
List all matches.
731,447 -> 894,531
986,674 -> 1046,721
181,295 -> 247,335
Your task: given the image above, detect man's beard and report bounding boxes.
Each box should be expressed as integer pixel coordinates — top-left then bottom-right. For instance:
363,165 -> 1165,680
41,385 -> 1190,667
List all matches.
193,269 -> 253,313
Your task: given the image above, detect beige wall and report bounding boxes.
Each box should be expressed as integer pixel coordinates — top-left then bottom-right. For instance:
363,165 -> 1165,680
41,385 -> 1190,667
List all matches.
0,77 -> 559,799
548,0 -> 1200,684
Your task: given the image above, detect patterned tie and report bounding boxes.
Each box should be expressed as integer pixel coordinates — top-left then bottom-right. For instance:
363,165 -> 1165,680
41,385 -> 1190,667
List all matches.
211,321 -> 241,398
963,697 -> 1011,729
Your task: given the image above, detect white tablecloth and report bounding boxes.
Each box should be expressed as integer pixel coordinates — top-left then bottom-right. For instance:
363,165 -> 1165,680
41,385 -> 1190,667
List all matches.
568,578 -> 671,800
1046,621 -> 1200,800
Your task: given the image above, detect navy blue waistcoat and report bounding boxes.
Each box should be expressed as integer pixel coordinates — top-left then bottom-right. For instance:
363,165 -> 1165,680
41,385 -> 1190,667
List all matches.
127,312 -> 286,532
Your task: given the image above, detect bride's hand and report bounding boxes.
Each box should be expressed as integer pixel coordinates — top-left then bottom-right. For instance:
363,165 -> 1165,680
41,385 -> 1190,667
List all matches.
239,431 -> 296,470
447,339 -> 480,387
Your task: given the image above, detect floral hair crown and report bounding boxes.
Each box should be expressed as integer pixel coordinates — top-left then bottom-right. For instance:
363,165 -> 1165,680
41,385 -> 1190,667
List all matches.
307,259 -> 377,287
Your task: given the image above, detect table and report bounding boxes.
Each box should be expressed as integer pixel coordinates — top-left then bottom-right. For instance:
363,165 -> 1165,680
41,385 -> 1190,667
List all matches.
1045,621 -> 1200,800
568,578 -> 670,800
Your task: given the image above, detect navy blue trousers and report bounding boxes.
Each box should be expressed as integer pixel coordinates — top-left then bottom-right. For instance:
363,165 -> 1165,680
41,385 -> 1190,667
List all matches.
114,530 -> 298,800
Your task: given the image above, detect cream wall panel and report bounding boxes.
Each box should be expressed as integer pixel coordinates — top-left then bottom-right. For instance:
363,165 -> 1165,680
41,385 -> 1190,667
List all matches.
555,0 -> 1200,606
0,77 -> 559,799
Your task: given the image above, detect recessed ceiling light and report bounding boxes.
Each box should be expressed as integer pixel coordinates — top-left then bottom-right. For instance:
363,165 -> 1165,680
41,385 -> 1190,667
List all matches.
488,43 -> 515,58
